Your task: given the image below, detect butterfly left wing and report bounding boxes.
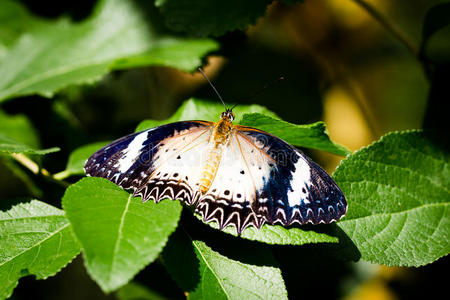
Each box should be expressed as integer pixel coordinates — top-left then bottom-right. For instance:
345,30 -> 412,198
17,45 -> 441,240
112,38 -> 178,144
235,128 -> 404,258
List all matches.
85,121 -> 213,205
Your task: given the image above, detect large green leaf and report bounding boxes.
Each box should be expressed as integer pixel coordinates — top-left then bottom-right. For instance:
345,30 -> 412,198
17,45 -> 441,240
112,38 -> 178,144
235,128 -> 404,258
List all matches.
0,0 -> 218,102
0,0 -> 47,59
0,200 -> 81,299
155,0 -> 272,37
163,229 -> 288,299
334,131 -> 449,266
62,177 -> 182,292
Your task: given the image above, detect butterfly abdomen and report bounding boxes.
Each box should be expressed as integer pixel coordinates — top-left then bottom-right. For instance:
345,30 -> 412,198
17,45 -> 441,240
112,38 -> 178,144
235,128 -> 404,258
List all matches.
199,151 -> 221,194
198,119 -> 233,194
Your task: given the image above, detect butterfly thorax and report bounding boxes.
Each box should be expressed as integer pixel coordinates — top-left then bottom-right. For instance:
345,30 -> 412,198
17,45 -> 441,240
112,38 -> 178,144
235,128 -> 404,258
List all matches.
198,115 -> 234,194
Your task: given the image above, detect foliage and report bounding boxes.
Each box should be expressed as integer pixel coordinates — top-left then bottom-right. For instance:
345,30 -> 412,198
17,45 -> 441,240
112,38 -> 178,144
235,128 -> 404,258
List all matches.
0,111 -> 59,155
0,0 -> 217,101
163,229 -> 288,299
62,177 -> 182,292
334,131 -> 449,266
0,201 -> 80,299
0,0 -> 448,299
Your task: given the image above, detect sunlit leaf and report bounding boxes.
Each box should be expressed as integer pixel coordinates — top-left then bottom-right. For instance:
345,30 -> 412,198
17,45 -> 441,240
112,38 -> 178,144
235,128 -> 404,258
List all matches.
62,177 -> 182,292
163,229 -> 288,299
0,200 -> 81,299
0,0 -> 218,102
240,113 -> 350,156
334,131 -> 450,266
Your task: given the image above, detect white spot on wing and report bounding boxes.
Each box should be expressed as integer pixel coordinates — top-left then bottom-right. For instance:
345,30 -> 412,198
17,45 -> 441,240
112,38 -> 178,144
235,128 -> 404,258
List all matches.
287,156 -> 311,207
117,132 -> 148,173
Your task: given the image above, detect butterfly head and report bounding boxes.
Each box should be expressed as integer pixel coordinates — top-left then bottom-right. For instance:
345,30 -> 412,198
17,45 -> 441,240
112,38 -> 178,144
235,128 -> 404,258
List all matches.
221,109 -> 235,122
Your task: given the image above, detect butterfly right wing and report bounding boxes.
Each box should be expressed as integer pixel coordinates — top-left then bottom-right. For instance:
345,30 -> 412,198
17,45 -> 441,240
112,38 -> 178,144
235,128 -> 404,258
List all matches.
234,125 -> 347,226
85,121 -> 213,205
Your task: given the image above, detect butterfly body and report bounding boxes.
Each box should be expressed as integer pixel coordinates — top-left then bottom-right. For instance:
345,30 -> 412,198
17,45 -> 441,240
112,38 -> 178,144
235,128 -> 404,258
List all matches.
85,109 -> 347,234
199,111 -> 234,194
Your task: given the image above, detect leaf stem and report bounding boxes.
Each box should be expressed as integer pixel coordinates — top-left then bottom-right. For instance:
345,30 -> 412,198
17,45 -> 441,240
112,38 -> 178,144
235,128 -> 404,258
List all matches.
11,153 -> 69,187
351,0 -> 419,58
53,170 -> 71,180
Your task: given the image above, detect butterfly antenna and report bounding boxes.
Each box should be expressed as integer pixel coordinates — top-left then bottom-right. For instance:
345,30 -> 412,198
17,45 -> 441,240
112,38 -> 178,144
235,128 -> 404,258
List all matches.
198,67 -> 227,110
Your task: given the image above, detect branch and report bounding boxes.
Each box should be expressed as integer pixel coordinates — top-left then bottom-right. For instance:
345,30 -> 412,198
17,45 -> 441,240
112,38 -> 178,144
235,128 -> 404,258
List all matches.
351,0 -> 419,58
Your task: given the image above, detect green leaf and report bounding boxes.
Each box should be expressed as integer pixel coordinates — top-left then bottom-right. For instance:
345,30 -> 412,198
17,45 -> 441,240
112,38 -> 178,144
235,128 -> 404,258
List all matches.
0,0 -> 218,102
155,0 -> 272,37
55,141 -> 110,180
0,0 -> 47,59
62,177 -> 182,292
334,131 -> 450,266
163,230 -> 288,299
0,110 -> 39,148
135,98 -> 279,132
0,134 -> 60,155
0,111 -> 60,155
117,282 -> 170,300
240,113 -> 351,156
0,200 -> 81,299
194,214 -> 338,245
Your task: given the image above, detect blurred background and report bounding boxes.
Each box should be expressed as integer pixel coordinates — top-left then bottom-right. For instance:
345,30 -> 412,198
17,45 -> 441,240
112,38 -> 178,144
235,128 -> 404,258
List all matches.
1,0 -> 448,299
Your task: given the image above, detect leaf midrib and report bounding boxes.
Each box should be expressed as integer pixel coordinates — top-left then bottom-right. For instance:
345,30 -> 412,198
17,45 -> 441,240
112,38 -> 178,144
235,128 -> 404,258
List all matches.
193,241 -> 231,300
107,194 -> 132,285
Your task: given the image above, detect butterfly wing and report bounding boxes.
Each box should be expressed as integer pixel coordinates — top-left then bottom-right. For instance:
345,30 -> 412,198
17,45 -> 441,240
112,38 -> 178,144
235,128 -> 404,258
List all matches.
234,125 -> 347,227
85,121 -> 213,205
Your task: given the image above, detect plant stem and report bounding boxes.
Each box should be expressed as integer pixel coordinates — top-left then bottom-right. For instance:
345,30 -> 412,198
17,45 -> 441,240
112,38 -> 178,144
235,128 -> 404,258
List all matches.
11,153 -> 69,187
351,0 -> 419,57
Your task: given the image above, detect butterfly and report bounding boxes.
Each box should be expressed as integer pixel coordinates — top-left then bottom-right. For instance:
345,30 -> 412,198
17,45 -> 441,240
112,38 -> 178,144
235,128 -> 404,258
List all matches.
84,107 -> 347,234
